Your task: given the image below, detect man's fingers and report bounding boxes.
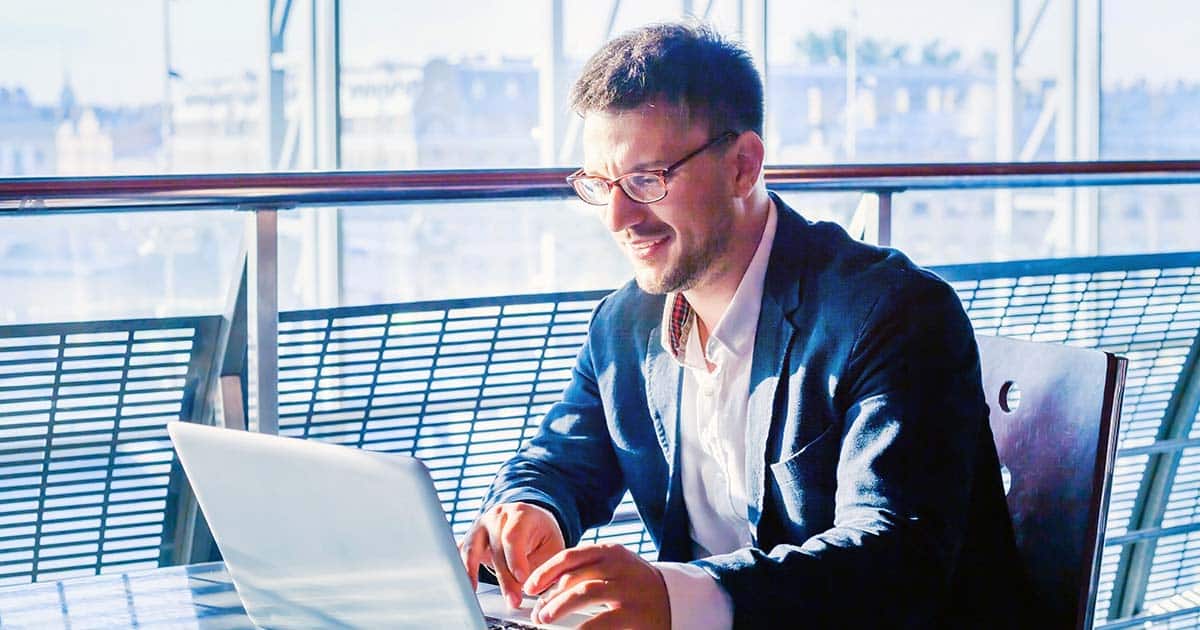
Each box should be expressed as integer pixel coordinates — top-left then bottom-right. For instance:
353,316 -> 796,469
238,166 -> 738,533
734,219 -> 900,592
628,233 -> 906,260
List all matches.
458,526 -> 488,591
501,526 -> 530,584
487,522 -> 524,608
460,503 -> 565,609
524,545 -> 608,595
532,578 -> 613,626
458,543 -> 476,591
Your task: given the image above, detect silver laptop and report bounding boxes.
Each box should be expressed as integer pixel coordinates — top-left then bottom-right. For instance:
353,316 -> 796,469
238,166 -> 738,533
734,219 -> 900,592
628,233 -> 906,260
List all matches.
168,421 -> 597,629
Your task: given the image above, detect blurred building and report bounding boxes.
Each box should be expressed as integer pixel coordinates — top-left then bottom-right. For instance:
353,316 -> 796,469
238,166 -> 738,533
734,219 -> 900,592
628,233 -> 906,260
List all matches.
170,72 -> 262,172
2,50 -> 1199,319
412,57 -> 540,168
0,85 -> 58,176
340,62 -> 421,170
55,105 -> 162,175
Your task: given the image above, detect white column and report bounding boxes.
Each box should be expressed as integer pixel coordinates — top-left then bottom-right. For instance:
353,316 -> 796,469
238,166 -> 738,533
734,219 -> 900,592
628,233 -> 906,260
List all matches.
539,0 -> 566,165
1074,0 -> 1102,255
994,0 -> 1018,259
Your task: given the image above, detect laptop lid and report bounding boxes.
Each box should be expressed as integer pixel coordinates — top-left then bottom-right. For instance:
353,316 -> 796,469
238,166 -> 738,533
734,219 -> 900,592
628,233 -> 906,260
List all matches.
169,421 -> 492,629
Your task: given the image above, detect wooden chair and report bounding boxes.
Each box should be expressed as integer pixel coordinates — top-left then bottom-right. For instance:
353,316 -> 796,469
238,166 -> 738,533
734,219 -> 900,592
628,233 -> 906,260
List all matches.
976,335 -> 1127,629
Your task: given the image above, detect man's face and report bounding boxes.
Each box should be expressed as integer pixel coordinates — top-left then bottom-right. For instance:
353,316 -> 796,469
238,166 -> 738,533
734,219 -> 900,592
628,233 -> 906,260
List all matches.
580,105 -> 735,295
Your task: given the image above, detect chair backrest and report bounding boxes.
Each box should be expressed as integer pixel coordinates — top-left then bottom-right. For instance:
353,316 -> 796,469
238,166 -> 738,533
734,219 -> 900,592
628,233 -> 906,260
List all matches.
976,335 -> 1127,629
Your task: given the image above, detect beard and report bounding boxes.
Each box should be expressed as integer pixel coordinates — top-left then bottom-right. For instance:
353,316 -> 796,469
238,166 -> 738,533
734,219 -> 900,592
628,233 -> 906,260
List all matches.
633,213 -> 732,295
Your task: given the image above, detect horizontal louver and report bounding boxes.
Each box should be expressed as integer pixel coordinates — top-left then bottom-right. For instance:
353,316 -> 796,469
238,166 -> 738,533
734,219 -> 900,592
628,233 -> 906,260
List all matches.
0,318 -> 216,587
277,292 -> 653,553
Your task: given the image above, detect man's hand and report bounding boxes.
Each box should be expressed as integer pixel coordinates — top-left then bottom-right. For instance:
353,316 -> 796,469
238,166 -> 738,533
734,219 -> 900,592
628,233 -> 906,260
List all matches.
524,543 -> 670,630
458,502 -> 565,608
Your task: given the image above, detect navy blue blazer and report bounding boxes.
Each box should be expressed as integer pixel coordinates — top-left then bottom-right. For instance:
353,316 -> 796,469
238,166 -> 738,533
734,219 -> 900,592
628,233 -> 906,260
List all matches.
485,194 -> 1029,628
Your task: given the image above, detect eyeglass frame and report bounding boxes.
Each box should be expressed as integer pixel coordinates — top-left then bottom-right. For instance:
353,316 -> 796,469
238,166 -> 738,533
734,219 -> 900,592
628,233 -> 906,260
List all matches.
565,130 -> 739,206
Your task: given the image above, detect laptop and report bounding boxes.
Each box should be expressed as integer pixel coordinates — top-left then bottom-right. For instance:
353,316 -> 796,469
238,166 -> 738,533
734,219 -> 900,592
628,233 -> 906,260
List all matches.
168,421 -> 598,629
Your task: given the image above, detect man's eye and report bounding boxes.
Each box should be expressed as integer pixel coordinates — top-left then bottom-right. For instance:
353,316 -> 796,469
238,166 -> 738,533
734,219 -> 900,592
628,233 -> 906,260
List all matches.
625,173 -> 660,188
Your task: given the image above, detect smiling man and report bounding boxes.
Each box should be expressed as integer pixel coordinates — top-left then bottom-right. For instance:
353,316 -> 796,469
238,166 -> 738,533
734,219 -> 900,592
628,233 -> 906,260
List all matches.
459,22 -> 1029,629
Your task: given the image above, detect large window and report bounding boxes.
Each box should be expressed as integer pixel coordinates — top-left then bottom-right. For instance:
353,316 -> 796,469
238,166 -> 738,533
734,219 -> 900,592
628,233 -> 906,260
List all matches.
1097,0 -> 1200,255
0,1 -> 262,324
3,3 -> 1200,625
3,1 -> 1199,314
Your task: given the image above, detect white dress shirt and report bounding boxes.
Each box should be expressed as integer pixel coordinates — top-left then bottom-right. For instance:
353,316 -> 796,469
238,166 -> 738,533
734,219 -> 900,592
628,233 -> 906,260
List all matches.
653,201 -> 778,630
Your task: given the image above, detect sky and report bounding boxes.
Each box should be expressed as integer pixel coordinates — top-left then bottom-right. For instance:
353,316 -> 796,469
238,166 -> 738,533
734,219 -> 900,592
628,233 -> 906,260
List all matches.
1,0 -> 1196,107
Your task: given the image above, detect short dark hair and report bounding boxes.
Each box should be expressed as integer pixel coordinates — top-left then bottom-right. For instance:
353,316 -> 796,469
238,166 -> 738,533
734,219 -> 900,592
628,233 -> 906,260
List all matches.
569,21 -> 764,136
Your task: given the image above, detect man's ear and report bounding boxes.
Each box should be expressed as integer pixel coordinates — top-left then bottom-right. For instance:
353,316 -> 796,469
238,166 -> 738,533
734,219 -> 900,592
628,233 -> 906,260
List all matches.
730,131 -> 765,198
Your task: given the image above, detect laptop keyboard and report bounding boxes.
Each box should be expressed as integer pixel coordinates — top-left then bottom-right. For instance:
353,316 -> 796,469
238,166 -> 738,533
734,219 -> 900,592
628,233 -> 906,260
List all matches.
485,615 -> 542,629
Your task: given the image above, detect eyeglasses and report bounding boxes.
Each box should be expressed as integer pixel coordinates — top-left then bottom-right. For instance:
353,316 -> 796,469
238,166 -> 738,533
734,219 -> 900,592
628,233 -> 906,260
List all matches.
566,131 -> 737,206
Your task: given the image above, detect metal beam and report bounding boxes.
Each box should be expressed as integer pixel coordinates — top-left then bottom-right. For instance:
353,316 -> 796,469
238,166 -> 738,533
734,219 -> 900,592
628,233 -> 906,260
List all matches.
994,1 -> 1018,259
1111,331 -> 1200,618
308,0 -> 343,307
1053,0 -> 1079,257
166,314 -> 222,566
1019,86 -> 1059,162
168,251 -> 248,565
1073,0 -> 1101,255
218,249 -> 249,430
740,0 -> 768,150
1015,0 -> 1052,62
540,0 -> 566,165
265,0 -> 291,170
312,0 -> 340,171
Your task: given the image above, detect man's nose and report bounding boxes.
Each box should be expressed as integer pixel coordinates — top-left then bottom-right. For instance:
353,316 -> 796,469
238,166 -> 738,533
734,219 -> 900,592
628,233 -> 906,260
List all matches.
601,185 -> 646,233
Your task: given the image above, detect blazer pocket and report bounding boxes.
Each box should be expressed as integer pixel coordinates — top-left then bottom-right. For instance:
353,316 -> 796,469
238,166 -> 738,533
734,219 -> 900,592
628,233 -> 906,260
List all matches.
769,422 -> 838,489
767,423 -> 839,535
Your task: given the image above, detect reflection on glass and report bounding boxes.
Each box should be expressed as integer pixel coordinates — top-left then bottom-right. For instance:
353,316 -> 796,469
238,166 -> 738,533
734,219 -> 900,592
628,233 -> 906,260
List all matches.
0,213 -> 243,325
329,200 -> 631,308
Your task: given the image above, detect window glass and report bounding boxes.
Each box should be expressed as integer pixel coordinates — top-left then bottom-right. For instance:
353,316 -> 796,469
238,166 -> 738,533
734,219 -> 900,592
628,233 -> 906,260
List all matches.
0,1 -> 258,323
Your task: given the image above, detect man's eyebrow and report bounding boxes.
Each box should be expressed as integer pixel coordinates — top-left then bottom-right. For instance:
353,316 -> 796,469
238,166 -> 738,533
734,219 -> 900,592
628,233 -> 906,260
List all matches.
582,159 -> 669,177
629,159 -> 669,171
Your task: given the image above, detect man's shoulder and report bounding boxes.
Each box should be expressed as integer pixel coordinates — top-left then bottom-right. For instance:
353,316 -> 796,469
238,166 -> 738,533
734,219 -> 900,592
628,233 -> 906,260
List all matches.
589,278 -> 666,334
773,200 -> 956,312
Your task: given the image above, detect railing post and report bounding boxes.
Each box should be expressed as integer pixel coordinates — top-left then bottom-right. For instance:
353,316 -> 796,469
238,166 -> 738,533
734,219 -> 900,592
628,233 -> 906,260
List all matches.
877,190 -> 892,247
246,209 -> 279,435
849,190 -> 894,247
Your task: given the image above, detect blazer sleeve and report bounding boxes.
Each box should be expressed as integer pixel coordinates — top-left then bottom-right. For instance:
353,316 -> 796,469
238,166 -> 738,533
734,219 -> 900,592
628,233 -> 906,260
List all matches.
481,311 -> 626,547
694,272 -> 988,628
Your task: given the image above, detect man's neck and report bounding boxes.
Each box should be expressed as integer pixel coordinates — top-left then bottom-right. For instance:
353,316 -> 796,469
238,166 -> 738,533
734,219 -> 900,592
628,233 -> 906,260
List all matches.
684,192 -> 773,350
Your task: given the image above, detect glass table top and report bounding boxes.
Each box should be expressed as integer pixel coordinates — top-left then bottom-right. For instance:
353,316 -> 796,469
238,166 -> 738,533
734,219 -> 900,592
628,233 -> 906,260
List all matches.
0,562 -> 252,629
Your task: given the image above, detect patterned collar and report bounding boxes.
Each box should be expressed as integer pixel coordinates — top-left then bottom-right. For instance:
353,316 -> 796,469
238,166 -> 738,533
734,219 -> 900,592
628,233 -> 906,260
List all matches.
667,292 -> 695,358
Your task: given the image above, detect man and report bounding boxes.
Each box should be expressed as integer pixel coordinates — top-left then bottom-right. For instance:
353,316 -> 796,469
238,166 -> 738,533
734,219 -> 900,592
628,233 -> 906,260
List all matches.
460,22 -> 1028,629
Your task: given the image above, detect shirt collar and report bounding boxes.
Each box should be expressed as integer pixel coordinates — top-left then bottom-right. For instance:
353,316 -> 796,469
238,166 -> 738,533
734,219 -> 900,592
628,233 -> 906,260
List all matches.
660,199 -> 779,365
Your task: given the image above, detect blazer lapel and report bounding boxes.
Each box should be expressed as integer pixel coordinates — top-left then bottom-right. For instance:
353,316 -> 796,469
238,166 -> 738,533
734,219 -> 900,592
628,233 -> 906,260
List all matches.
746,194 -> 805,537
745,292 -> 795,533
644,324 -> 681,464
645,324 -> 693,560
